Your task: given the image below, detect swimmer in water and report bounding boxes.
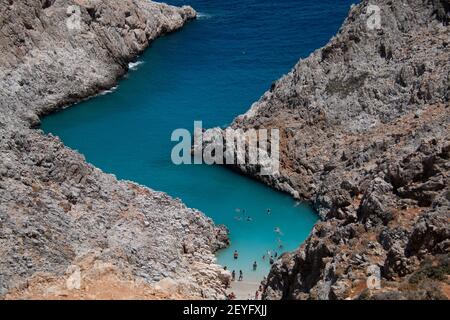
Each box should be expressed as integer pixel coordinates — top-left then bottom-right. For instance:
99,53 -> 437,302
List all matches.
267,208 -> 271,215
247,216 -> 252,221
274,227 -> 283,236
277,238 -> 284,249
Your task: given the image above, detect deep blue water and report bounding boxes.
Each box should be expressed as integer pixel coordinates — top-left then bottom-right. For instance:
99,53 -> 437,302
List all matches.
42,0 -> 355,281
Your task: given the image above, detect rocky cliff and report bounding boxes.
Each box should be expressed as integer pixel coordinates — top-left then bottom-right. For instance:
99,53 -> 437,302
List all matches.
0,0 -> 229,299
227,0 -> 449,299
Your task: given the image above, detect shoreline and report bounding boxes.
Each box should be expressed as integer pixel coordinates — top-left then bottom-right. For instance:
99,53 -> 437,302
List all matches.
228,281 -> 261,300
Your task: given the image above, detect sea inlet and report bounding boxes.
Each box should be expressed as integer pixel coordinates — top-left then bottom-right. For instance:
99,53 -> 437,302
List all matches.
42,0 -> 355,292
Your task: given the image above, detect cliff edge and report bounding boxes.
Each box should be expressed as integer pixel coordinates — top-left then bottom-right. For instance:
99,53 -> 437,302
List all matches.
0,0 -> 229,299
229,0 -> 449,299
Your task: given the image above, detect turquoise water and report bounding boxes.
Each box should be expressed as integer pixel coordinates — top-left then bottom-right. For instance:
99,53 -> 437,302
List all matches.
41,0 -> 355,281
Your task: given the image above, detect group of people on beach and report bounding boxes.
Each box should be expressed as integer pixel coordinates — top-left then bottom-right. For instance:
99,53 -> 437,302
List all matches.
227,244 -> 283,280
225,208 -> 286,300
225,265 -> 244,282
226,251 -> 244,281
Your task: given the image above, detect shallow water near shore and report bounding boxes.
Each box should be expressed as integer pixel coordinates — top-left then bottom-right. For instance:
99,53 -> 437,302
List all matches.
42,0 -> 354,282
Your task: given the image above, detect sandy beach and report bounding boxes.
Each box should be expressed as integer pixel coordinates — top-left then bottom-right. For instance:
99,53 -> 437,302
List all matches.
227,281 -> 261,300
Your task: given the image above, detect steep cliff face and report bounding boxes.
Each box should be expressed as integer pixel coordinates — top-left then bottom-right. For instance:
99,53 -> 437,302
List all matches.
0,0 -> 196,123
228,0 -> 449,299
0,0 -> 229,299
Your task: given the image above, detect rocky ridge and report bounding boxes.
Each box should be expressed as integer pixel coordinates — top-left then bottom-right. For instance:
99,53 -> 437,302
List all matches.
0,0 -> 230,299
219,0 -> 449,299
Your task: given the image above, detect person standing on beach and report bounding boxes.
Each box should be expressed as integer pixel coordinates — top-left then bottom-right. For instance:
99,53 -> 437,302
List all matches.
253,261 -> 257,271
232,270 -> 236,281
239,270 -> 243,281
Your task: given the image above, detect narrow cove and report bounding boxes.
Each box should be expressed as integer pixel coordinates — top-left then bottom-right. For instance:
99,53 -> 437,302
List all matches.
41,0 -> 354,286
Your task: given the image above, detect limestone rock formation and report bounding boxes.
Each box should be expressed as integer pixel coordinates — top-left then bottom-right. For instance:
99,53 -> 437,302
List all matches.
0,0 -> 229,299
224,0 -> 449,299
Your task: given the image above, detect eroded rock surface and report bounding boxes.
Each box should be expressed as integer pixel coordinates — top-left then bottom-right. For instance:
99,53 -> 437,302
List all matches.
0,0 -> 229,299
224,0 -> 449,299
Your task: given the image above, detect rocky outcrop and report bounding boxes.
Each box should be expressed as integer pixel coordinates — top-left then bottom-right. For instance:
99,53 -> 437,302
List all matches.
224,0 -> 449,299
0,0 -> 229,299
